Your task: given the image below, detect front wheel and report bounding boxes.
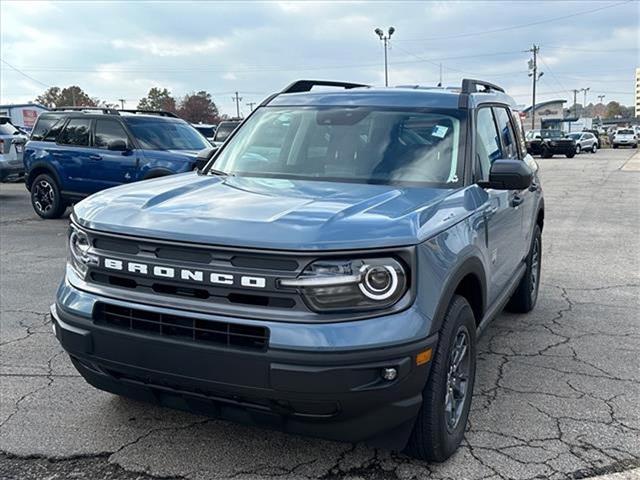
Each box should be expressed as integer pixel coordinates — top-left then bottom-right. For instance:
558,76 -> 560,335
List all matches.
30,173 -> 67,219
566,152 -> 575,158
405,295 -> 477,462
507,224 -> 542,313
613,144 -> 618,149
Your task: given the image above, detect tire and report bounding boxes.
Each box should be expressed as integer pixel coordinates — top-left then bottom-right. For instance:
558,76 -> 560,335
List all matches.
541,148 -> 552,159
591,144 -> 597,153
633,143 -> 638,149
565,152 -> 575,158
405,295 -> 477,462
507,224 -> 542,313
613,144 -> 618,149
30,173 -> 66,219
575,144 -> 581,154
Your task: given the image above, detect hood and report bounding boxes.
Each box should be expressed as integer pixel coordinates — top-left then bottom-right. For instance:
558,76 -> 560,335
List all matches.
74,173 -> 474,250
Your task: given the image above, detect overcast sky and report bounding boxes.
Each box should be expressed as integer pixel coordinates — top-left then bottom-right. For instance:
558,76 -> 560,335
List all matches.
1,0 -> 638,117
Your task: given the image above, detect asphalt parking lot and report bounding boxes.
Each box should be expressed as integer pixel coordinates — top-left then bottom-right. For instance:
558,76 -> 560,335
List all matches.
1,148 -> 639,480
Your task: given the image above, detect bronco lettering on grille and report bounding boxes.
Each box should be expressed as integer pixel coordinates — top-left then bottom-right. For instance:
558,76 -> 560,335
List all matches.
102,257 -> 266,289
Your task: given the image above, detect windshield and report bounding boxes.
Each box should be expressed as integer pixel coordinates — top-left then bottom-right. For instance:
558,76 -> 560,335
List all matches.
126,120 -> 210,150
617,129 -> 634,135
211,107 -> 463,186
194,126 -> 215,137
214,123 -> 238,142
541,130 -> 563,139
567,133 -> 581,140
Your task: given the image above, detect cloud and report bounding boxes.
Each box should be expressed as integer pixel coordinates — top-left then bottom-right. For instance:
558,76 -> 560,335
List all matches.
111,36 -> 226,57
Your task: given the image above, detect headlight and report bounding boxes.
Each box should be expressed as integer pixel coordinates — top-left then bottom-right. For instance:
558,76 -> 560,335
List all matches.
280,257 -> 408,312
68,224 -> 98,278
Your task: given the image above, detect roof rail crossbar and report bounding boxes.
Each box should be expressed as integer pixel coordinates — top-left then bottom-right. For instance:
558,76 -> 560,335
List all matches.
281,80 -> 369,94
51,106 -> 120,114
118,109 -> 179,118
461,78 -> 505,94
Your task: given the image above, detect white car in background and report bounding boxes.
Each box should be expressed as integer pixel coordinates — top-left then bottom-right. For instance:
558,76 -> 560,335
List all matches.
612,128 -> 638,149
566,132 -> 598,154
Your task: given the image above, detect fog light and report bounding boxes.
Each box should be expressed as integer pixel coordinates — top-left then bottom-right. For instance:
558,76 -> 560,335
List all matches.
382,367 -> 398,381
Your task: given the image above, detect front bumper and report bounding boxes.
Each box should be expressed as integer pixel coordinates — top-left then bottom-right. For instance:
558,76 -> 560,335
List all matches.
52,284 -> 436,449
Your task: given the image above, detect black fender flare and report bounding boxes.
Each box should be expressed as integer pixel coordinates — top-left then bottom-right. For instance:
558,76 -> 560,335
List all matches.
427,255 -> 487,336
26,161 -> 63,191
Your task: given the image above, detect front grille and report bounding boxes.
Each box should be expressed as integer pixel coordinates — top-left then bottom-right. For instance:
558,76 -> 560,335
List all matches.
95,303 -> 269,351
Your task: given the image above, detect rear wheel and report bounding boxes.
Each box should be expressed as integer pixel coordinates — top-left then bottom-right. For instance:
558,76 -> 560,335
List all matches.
507,224 -> 542,313
405,295 -> 476,462
565,152 -> 575,158
30,173 -> 66,219
613,144 -> 618,149
541,148 -> 553,158
591,143 -> 597,153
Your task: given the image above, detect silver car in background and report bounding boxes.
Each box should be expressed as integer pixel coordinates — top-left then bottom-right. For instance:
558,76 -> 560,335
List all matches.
0,117 -> 27,182
566,132 -> 598,154
612,129 -> 638,149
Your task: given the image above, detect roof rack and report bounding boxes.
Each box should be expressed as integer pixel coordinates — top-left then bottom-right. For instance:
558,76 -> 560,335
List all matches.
51,106 -> 120,114
281,80 -> 369,94
461,79 -> 505,94
118,109 -> 179,118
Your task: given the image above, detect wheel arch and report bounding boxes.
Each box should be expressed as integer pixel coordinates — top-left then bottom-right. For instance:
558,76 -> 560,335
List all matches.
26,162 -> 62,191
428,256 -> 487,335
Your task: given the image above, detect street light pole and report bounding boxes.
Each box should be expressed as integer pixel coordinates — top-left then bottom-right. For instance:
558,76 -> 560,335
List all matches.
374,27 -> 395,87
581,87 -> 590,113
597,94 -> 605,104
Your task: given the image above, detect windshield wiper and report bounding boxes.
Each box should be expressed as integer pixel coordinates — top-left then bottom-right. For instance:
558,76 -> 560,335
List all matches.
208,168 -> 233,177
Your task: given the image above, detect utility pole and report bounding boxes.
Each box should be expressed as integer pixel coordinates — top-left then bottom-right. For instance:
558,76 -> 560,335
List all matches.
571,89 -> 580,117
118,98 -> 125,109
580,87 -> 590,114
246,102 -> 256,112
374,26 -> 395,87
527,45 -> 543,130
438,63 -> 443,87
231,92 -> 242,119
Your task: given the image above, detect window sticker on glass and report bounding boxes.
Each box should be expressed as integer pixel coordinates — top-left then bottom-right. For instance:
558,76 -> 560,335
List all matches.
432,125 -> 448,138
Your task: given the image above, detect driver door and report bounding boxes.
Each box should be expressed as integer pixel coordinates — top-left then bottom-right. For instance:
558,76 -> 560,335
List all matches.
475,107 -> 523,304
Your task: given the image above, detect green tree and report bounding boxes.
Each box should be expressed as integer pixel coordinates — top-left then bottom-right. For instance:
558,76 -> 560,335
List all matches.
137,87 -> 177,113
34,86 -> 97,108
178,91 -> 220,123
605,101 -> 624,119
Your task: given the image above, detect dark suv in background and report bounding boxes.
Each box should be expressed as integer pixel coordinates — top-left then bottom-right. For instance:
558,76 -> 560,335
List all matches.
23,107 -> 211,218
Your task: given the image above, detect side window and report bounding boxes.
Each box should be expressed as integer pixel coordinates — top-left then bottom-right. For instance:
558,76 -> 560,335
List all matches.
42,118 -> 66,142
475,108 -> 502,181
95,120 -> 129,149
510,109 -> 528,157
32,115 -> 63,141
58,119 -> 92,146
493,107 -> 519,159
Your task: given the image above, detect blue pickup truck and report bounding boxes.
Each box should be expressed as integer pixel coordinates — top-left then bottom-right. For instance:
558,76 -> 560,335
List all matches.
51,79 -> 544,461
23,107 -> 211,218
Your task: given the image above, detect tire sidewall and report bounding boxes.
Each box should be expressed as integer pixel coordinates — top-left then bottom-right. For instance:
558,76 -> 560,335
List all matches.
31,173 -> 64,219
431,298 -> 477,457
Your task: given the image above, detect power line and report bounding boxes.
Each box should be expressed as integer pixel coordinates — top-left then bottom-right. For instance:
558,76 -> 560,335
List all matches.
396,0 -> 633,43
0,59 -> 51,89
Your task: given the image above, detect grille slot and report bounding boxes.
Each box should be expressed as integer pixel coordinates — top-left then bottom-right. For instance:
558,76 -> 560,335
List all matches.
96,304 -> 269,351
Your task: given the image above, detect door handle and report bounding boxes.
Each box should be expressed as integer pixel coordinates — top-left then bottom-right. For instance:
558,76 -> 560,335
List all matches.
511,195 -> 524,208
89,154 -> 102,161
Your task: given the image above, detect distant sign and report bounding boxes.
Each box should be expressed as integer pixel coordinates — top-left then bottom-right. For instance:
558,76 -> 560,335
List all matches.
22,109 -> 38,127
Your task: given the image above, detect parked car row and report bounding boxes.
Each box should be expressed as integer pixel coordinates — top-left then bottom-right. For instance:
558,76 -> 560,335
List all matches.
525,128 -> 638,158
0,116 -> 28,181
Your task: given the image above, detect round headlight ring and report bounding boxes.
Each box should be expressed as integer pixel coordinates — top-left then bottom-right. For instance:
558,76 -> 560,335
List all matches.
359,264 -> 398,301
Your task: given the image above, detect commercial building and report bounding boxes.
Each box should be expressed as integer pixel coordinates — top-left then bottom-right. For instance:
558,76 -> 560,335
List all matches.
0,103 -> 48,132
521,99 -> 568,131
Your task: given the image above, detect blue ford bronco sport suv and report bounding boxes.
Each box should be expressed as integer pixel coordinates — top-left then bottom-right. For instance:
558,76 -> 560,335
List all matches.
51,79 -> 543,461
24,107 -> 210,219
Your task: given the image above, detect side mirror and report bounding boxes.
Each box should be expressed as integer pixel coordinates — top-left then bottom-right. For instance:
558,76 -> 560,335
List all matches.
195,146 -> 218,171
107,139 -> 128,151
481,159 -> 533,190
